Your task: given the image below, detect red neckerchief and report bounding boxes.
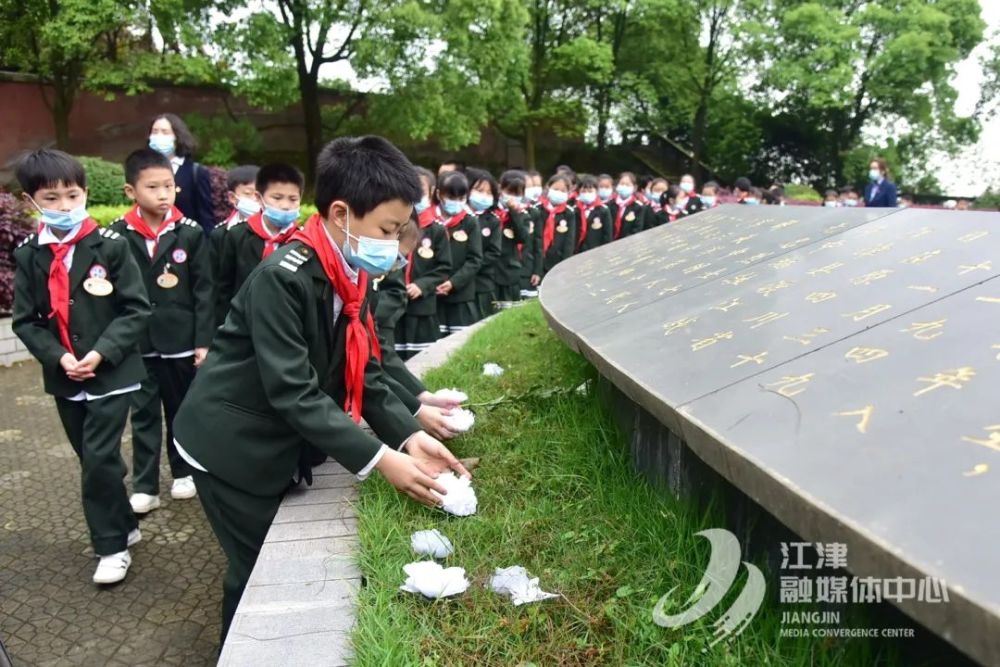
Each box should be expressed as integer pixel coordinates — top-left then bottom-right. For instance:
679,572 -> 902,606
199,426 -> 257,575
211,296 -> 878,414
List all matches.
418,206 -> 436,228
541,199 -> 567,254
247,211 -> 299,258
648,195 -> 664,213
575,200 -> 598,248
45,219 -> 99,355
124,205 -> 183,258
290,214 -> 380,424
613,194 -> 636,239
438,209 -> 467,240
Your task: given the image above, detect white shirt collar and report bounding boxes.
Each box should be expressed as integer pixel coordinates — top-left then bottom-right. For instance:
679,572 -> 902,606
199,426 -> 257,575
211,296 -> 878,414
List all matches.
320,222 -> 360,284
38,222 -> 83,246
170,156 -> 185,168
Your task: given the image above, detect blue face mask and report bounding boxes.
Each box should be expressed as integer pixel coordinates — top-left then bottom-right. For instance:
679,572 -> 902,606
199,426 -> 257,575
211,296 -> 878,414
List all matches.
616,184 -> 634,199
414,197 -> 431,214
235,197 -> 260,219
469,191 -> 493,213
824,201 -> 838,208
701,195 -> 716,207
149,134 -> 175,156
547,189 -> 569,206
264,205 -> 299,229
744,198 -> 760,206
597,187 -> 613,201
441,199 -> 465,216
341,210 -> 400,275
524,186 -> 542,202
843,198 -> 858,208
501,193 -> 522,208
868,169 -> 881,182
578,192 -> 597,205
30,197 -> 89,231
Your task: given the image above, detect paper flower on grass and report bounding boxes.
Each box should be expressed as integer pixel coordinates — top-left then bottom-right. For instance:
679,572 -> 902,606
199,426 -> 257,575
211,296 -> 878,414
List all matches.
400,561 -> 469,599
432,472 -> 478,516
489,565 -> 559,605
446,407 -> 476,433
411,529 -> 454,559
483,363 -> 505,377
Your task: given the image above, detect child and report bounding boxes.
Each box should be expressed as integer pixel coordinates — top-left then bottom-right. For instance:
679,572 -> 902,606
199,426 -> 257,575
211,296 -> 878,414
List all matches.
643,177 -> 669,228
108,148 -> 213,514
747,187 -> 763,205
676,175 -> 705,218
172,136 -> 469,644
435,170 -> 483,335
209,165 -> 259,280
824,190 -> 840,207
733,177 -> 753,203
494,170 -> 532,308
839,186 -> 860,207
701,181 -> 720,208
12,150 -> 150,584
397,167 -> 452,359
215,163 -> 303,326
575,174 -> 612,253
596,174 -> 615,204
610,171 -> 646,240
520,170 -> 544,297
536,173 -> 576,277
467,168 -> 502,319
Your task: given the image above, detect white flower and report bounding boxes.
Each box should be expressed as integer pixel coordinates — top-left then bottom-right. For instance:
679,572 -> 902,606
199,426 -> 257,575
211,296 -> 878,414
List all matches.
432,472 -> 478,516
489,565 -> 559,605
411,529 -> 454,559
400,561 -> 469,598
446,407 -> 476,433
483,362 -> 505,377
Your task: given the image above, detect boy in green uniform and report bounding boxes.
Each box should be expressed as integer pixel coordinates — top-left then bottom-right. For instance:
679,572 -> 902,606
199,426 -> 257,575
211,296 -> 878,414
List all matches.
493,170 -> 531,309
214,163 -> 303,325
520,170 -> 544,297
172,136 -> 468,644
467,168 -> 502,319
109,149 -> 214,513
12,150 -> 151,584
209,165 -> 259,281
574,174 -> 612,253
435,170 -> 484,335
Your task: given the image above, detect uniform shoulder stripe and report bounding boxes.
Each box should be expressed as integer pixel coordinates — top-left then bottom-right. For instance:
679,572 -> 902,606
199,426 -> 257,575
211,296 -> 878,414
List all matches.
285,250 -> 309,265
278,260 -> 300,273
179,217 -> 200,228
16,233 -> 36,249
99,228 -> 121,239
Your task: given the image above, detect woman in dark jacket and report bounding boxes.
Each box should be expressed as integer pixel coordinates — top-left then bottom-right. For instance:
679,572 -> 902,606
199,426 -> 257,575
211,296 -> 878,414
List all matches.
147,113 -> 216,234
863,157 -> 898,208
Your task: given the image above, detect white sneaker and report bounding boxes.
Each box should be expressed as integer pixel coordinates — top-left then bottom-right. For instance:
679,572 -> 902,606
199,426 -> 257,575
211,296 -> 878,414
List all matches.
170,476 -> 197,500
93,550 -> 131,585
130,493 -> 160,514
127,527 -> 141,547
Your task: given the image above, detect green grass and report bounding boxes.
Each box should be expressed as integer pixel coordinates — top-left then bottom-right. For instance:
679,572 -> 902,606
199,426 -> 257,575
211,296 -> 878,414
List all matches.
352,302 -> 903,666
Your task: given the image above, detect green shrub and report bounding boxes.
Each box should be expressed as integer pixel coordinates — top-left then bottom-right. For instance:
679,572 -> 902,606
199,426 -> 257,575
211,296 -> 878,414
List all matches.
78,156 -> 129,207
88,205 -> 132,227
784,183 -> 821,201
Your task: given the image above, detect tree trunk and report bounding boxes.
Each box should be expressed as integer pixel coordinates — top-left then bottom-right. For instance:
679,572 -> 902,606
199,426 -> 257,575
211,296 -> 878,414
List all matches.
691,94 -> 708,183
51,81 -> 74,150
596,87 -> 610,151
524,124 -> 536,170
299,74 -> 322,185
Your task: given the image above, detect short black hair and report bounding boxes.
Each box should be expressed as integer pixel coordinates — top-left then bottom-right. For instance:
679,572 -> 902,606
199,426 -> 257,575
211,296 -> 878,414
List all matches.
148,113 -> 197,158
439,159 -> 465,173
256,163 -> 304,195
638,174 -> 654,189
618,171 -> 637,186
415,166 -> 436,190
525,169 -> 541,179
15,149 -> 87,196
227,165 -> 259,192
665,185 -> 682,204
597,173 -> 613,183
703,180 -> 720,192
125,148 -> 172,185
578,174 -> 598,190
437,170 -> 469,199
499,169 -> 526,195
839,185 -> 857,195
733,177 -> 752,193
466,167 -> 498,204
650,177 -> 668,189
315,137 -> 420,217
546,173 -> 572,189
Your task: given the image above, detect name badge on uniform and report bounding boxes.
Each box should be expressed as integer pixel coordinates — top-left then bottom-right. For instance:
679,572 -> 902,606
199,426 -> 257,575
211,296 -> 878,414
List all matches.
625,211 -> 636,222
503,227 -> 515,239
592,220 -> 603,230
528,221 -> 535,234
556,219 -> 568,234
172,248 -> 188,264
453,229 -> 468,242
417,237 -> 434,259
156,265 -> 179,289
84,265 -> 113,296
482,226 -> 492,237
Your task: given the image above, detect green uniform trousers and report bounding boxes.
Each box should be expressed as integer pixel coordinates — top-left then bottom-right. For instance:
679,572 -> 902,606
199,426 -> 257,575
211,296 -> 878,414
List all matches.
130,356 -> 195,494
54,393 -> 138,556
191,468 -> 282,646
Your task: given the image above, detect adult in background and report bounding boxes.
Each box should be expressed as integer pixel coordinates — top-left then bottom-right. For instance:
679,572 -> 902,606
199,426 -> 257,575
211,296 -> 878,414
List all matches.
147,113 -> 216,234
864,157 -> 898,208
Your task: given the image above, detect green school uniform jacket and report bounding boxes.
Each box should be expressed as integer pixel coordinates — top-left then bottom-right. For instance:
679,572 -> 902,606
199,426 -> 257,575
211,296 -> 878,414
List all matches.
609,199 -> 647,239
374,268 -> 408,333
371,277 -> 427,413
538,206 -> 576,276
109,216 -> 214,354
575,204 -> 613,253
209,217 -> 235,282
173,242 -> 421,496
473,209 -> 502,296
12,227 -> 151,398
495,209 -> 531,287
405,224 -> 453,316
523,204 -> 544,281
440,212 -> 483,304
215,219 -> 292,327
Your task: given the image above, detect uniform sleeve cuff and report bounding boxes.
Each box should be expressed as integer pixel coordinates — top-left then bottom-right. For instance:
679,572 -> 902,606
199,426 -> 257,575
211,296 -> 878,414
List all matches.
356,443 -> 389,481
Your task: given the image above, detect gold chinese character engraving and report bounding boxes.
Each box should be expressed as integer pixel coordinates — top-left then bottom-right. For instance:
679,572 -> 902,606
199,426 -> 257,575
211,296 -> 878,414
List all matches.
850,269 -> 894,286
961,425 -> 1000,453
907,285 -> 938,293
663,316 -> 698,336
784,328 -> 830,346
805,291 -> 837,304
807,262 -> 845,277
731,352 -> 768,368
744,311 -> 790,329
913,367 -> 976,397
900,250 -> 942,265
843,304 -> 892,322
710,297 -> 742,313
757,280 -> 794,297
766,374 -> 815,398
901,319 -> 946,341
957,261 -> 992,275
855,243 -> 893,258
845,347 -> 889,364
958,231 -> 988,243
834,405 -> 874,434
691,331 -> 734,351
